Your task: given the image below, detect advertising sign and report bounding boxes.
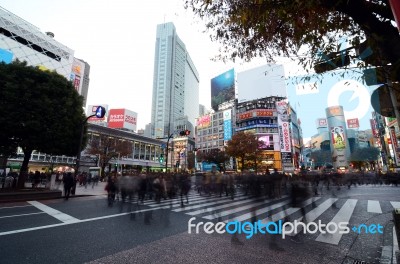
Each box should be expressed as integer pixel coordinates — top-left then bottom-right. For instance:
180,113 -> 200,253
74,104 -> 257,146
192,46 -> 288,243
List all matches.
331,126 -> 346,150
197,115 -> 211,129
238,110 -> 274,121
87,104 -> 108,122
347,118 -> 360,129
70,58 -> 85,94
370,119 -> 379,137
276,100 -> 292,153
316,118 -> 328,128
390,127 -> 400,166
0,48 -> 13,64
211,69 -> 235,111
108,109 -> 137,131
223,110 -> 232,141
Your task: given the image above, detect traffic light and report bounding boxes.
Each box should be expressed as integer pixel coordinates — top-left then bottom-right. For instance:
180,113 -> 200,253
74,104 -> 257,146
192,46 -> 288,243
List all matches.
179,130 -> 191,136
159,153 -> 164,163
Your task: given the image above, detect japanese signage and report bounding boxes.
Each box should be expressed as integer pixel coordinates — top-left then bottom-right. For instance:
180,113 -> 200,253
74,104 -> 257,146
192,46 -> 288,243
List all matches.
223,110 -> 232,140
108,108 -> 138,131
276,100 -> 292,153
70,58 -> 85,94
370,119 -> 379,137
347,118 -> 359,129
317,118 -> 328,128
238,110 -> 274,121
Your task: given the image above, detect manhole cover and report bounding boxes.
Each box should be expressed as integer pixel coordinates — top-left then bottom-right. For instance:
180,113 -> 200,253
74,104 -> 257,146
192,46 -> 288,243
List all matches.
342,257 -> 368,264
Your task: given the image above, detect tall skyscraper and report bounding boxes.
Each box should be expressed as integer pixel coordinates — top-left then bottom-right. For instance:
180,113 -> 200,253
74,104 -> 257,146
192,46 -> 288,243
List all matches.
151,22 -> 199,139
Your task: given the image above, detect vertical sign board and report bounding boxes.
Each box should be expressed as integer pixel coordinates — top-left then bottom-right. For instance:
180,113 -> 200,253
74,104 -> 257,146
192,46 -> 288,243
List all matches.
276,100 -> 293,167
390,127 -> 400,166
223,109 -> 232,141
70,58 -> 85,94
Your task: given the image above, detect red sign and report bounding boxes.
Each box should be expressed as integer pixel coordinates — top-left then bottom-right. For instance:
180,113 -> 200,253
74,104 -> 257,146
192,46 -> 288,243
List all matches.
370,119 -> 378,137
238,110 -> 274,120
347,118 -> 359,129
108,109 -> 125,128
256,110 -> 274,117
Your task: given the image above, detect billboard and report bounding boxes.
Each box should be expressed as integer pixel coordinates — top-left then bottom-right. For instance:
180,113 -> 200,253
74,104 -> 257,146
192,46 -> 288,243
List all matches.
108,109 -> 137,131
86,104 -> 109,122
223,109 -> 232,141
347,118 -> 360,129
197,115 -> 211,129
0,48 -> 13,64
276,100 -> 292,153
316,118 -> 328,128
237,64 -> 286,103
330,126 -> 346,150
211,68 -> 235,111
70,58 -> 85,94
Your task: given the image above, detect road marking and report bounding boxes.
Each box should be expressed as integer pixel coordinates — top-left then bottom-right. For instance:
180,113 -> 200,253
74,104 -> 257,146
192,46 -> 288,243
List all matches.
188,196 -> 258,217
223,197 -> 291,223
286,198 -> 338,236
173,195 -> 249,213
315,199 -> 357,245
27,201 -> 79,224
0,205 -> 167,236
261,197 -> 321,224
0,205 -> 33,209
367,200 -> 382,214
0,212 -> 45,219
390,201 -> 400,209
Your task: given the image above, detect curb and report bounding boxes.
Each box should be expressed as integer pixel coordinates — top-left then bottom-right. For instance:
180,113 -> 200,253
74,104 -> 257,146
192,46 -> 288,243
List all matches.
380,221 -> 399,264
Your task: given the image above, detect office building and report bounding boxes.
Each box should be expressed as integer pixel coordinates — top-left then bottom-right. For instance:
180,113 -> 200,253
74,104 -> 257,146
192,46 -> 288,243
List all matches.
151,22 -> 199,139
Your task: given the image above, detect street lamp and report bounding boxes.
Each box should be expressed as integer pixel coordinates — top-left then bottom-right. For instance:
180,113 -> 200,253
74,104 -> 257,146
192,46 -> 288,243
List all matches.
165,133 -> 174,172
75,106 -> 106,178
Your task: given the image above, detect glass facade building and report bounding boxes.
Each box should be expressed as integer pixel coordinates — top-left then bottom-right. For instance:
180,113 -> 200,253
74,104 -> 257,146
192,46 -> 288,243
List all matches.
151,22 -> 199,139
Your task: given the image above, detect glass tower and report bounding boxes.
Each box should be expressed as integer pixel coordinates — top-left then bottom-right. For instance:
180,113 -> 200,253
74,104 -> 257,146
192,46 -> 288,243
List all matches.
151,22 -> 199,139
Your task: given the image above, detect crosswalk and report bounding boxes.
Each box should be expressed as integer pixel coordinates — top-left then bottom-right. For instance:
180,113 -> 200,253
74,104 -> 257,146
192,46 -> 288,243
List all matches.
136,192 -> 400,246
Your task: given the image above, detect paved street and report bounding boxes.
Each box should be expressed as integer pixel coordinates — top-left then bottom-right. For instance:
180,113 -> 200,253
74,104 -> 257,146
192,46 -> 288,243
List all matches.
0,184 -> 399,264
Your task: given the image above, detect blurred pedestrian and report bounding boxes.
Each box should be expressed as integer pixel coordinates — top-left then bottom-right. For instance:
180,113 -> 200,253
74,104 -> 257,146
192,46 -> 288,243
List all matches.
63,172 -> 74,200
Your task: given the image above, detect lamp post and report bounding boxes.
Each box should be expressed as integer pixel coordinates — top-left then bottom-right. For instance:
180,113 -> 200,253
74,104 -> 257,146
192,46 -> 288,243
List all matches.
75,106 -> 106,179
165,133 -> 174,172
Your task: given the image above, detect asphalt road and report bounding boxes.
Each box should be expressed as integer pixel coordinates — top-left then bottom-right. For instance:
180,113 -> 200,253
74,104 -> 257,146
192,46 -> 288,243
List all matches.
0,185 -> 399,264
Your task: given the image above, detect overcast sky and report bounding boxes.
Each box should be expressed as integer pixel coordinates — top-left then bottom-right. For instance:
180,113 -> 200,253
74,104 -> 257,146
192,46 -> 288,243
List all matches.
1,0 -> 297,130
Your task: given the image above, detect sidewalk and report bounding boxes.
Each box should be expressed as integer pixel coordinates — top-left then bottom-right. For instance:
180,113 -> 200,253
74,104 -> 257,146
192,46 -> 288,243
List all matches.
72,181 -> 107,196
0,181 -> 107,203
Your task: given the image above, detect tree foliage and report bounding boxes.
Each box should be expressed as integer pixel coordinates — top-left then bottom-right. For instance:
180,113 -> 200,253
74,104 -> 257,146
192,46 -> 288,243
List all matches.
185,0 -> 400,81
85,134 -> 133,176
349,146 -> 380,170
0,61 -> 86,187
225,131 -> 263,171
350,146 -> 380,162
309,150 -> 332,168
197,148 -> 230,171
